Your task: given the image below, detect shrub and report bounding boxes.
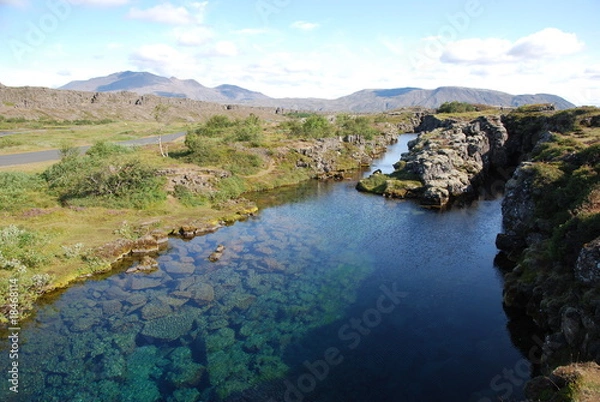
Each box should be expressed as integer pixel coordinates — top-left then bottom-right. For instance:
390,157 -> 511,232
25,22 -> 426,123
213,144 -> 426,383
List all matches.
85,141 -> 132,158
437,101 -> 477,114
337,115 -> 379,140
0,172 -> 53,212
228,115 -> 263,143
284,115 -> 335,139
0,225 -> 49,271
43,151 -> 166,209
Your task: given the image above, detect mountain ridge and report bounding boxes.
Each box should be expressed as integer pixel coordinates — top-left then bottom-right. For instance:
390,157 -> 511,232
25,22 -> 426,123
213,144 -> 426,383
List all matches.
58,71 -> 576,111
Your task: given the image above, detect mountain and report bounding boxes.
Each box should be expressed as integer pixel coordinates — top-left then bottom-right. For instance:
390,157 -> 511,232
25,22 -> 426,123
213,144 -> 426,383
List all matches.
59,71 -> 576,111
59,71 -> 269,103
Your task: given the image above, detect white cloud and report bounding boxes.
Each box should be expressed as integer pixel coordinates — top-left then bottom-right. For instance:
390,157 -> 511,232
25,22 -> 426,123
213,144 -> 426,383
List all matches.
129,44 -> 192,75
508,28 -> 584,59
208,41 -> 238,57
441,38 -> 511,65
234,28 -> 270,36
69,0 -> 129,6
173,26 -> 213,46
290,21 -> 319,31
441,28 -> 585,66
128,2 -> 207,25
0,0 -> 28,6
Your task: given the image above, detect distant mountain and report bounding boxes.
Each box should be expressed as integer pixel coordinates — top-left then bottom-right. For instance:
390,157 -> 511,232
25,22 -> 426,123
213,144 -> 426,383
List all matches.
59,71 -> 269,103
59,71 -> 576,111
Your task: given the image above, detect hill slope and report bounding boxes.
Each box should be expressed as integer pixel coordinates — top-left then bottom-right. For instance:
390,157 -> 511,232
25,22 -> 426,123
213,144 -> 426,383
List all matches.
59,71 -> 576,111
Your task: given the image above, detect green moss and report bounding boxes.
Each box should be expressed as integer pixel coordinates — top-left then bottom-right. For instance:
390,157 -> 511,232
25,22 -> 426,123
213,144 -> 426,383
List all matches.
356,173 -> 388,194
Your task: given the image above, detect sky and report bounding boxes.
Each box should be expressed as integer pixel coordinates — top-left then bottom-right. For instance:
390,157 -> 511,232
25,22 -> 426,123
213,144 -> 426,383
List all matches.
1,0 -> 599,105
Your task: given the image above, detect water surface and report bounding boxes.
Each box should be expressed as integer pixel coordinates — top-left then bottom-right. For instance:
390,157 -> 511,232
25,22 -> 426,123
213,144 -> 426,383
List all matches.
1,135 -> 528,401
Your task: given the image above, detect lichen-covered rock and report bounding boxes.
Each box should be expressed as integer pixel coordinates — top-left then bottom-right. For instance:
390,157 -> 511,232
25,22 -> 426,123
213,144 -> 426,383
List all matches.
500,162 -> 537,244
575,236 -> 600,284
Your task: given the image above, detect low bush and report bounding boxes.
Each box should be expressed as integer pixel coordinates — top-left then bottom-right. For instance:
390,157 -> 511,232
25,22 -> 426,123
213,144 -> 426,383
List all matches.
0,172 -> 54,212
42,143 -> 166,209
437,101 -> 478,114
0,225 -> 49,271
337,115 -> 379,140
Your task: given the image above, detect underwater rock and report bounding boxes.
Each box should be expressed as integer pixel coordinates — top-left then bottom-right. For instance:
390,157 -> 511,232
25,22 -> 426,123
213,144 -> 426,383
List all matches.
163,261 -> 196,275
141,312 -> 196,341
112,330 -> 139,355
101,299 -> 122,315
125,293 -> 148,307
206,328 -> 236,352
157,294 -> 189,308
69,315 -> 99,332
168,388 -> 202,402
141,300 -> 173,320
188,282 -> 215,304
164,347 -> 205,388
128,276 -> 162,291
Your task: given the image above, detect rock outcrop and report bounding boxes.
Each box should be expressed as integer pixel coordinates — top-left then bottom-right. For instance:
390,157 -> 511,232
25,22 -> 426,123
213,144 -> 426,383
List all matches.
358,115 -> 508,207
293,126 -> 399,180
576,237 -> 600,284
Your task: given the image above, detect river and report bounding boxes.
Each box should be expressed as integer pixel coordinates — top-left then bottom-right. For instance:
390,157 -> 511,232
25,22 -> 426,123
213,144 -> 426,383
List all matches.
1,135 -> 529,401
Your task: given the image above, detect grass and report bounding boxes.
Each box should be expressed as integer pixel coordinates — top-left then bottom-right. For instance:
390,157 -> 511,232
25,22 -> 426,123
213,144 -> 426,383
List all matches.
0,119 -> 188,154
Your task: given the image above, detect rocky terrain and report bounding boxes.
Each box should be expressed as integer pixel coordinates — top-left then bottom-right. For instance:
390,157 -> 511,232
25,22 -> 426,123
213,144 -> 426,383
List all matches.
358,115 -> 509,206
361,106 -> 600,400
59,71 -> 576,112
0,85 -> 281,122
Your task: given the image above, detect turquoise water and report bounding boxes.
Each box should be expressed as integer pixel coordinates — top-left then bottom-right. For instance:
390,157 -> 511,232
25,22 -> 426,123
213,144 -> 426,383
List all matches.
1,137 -> 529,401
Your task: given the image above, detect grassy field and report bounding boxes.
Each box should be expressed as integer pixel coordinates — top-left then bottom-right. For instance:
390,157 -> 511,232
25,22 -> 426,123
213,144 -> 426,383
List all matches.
0,119 -> 189,154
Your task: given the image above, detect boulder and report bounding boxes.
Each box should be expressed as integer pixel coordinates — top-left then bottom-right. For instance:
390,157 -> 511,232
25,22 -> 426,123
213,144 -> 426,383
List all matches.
575,237 -> 600,284
209,245 -> 225,262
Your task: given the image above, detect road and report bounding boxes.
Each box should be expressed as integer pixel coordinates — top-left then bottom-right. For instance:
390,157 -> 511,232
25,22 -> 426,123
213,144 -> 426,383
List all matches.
0,132 -> 186,167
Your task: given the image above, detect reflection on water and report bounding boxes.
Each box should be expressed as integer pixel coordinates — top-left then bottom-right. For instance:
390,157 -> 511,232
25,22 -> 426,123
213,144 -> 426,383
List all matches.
1,135 -> 529,402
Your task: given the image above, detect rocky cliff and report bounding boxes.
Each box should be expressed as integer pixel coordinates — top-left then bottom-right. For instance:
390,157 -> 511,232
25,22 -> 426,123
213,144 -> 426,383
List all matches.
358,107 -> 600,398
496,108 -> 600,400
358,115 -> 508,207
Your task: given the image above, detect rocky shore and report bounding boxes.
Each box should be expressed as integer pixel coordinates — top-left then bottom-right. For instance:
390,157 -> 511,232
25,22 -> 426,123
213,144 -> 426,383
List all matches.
360,107 -> 600,400
358,114 -> 509,207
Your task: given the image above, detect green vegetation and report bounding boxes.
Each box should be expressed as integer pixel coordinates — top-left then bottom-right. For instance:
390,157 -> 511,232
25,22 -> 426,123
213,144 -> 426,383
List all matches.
284,111 -> 315,119
336,114 -> 379,140
0,118 -> 187,154
437,101 -> 478,114
0,171 -> 54,212
42,142 -> 166,209
280,114 -> 336,138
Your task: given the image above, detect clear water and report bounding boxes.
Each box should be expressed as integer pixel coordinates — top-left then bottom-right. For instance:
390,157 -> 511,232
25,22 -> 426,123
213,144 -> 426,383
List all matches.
1,136 -> 530,402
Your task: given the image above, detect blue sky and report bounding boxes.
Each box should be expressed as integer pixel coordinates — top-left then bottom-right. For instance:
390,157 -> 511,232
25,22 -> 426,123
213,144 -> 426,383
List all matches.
1,0 -> 599,105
